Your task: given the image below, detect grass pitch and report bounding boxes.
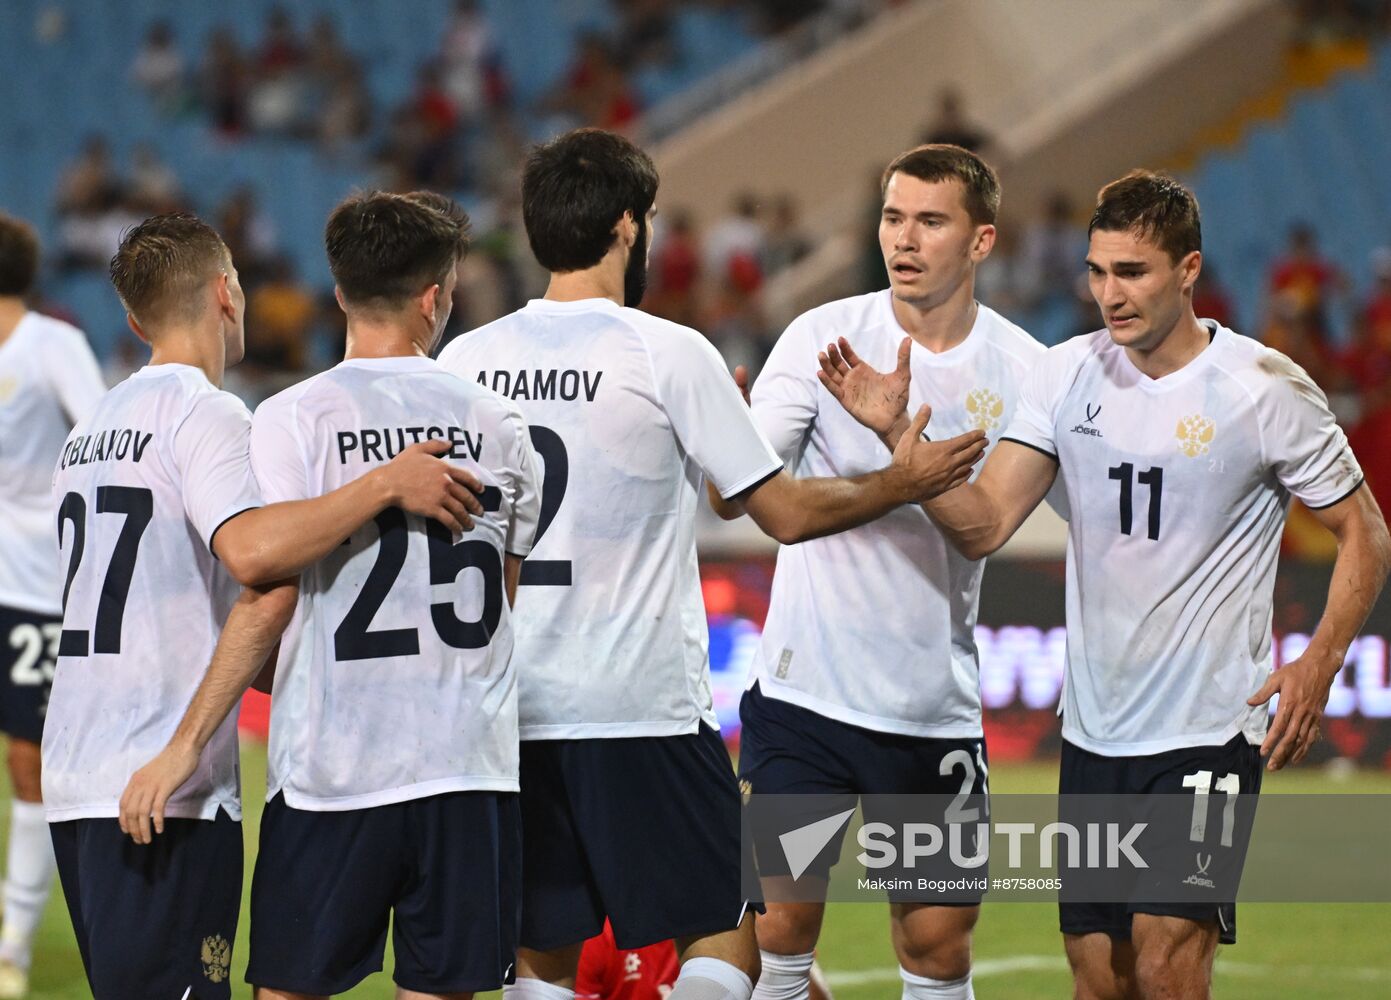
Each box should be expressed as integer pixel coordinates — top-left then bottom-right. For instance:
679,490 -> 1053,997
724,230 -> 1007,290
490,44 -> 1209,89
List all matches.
15,745 -> 1391,998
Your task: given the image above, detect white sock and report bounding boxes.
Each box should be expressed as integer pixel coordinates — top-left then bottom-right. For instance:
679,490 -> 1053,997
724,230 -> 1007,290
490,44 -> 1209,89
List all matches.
900,965 -> 974,1000
0,800 -> 56,970
669,956 -> 755,1000
751,950 -> 814,1000
503,977 -> 575,1000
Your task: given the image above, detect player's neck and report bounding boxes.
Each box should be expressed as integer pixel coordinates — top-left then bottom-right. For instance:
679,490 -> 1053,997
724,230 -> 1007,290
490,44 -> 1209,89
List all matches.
889,279 -> 978,353
147,327 -> 227,387
1124,311 -> 1210,380
544,258 -> 624,306
343,317 -> 431,361
0,298 -> 26,346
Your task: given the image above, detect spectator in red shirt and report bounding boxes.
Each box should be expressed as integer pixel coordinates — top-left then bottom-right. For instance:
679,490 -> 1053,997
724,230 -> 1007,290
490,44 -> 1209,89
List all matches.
549,33 -> 640,131
649,209 -> 701,326
257,6 -> 306,73
415,63 -> 460,137
1268,222 -> 1342,338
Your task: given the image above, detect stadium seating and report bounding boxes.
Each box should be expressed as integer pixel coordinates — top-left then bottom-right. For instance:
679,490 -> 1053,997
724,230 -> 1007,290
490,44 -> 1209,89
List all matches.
1013,39 -> 1391,345
0,0 -> 760,355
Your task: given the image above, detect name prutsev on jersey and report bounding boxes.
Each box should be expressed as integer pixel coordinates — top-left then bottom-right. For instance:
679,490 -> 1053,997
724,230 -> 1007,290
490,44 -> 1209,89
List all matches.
58,427 -> 154,469
475,368 -> 603,403
335,425 -> 484,464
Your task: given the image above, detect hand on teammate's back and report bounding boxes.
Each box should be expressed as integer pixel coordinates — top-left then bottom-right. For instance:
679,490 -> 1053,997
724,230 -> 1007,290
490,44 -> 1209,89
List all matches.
379,439 -> 487,533
817,336 -> 911,436
886,404 -> 987,502
117,742 -> 200,845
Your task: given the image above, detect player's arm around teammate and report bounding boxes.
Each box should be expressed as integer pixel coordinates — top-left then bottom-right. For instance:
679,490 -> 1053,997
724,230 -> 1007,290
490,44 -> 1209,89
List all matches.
110,218 -> 487,591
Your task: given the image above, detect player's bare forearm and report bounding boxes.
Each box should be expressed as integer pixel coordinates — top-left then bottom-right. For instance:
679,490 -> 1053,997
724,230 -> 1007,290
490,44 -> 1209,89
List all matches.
1305,487 -> 1391,673
921,440 -> 1058,559
742,406 -> 986,543
168,581 -> 298,754
745,469 -> 913,543
214,440 -> 485,586
1251,485 -> 1391,769
119,581 -> 297,842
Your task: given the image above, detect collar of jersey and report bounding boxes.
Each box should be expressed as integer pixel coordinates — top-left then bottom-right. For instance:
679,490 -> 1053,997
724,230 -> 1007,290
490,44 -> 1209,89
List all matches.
335,356 -> 437,371
525,296 -> 623,314
877,290 -> 986,367
131,362 -> 209,383
1119,319 -> 1230,393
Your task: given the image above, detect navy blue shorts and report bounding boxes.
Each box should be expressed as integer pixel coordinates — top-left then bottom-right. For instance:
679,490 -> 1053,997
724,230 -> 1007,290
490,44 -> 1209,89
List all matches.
0,605 -> 61,744
1058,734 -> 1264,945
247,790 -> 521,996
739,683 -> 989,902
51,810 -> 243,1000
519,723 -> 755,951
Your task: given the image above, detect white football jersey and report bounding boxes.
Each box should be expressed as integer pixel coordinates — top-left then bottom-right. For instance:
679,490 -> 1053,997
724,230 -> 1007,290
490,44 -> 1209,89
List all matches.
43,364 -> 263,821
438,298 -> 783,739
252,356 -> 541,811
1005,321 -> 1363,756
0,312 -> 106,614
751,293 -> 1044,736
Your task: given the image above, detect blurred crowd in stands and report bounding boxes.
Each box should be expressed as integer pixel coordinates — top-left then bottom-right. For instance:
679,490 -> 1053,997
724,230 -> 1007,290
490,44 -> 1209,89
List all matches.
37,0 -> 1391,498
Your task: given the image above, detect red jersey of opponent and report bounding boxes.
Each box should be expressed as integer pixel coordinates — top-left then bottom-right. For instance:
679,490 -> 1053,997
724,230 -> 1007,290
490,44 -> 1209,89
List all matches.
577,922 -> 680,1000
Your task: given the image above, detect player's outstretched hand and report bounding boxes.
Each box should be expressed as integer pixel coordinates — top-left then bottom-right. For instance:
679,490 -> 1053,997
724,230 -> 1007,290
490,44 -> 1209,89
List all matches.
118,742 -> 200,845
817,336 -> 911,435
1247,652 -> 1337,770
888,404 -> 987,502
382,439 -> 486,534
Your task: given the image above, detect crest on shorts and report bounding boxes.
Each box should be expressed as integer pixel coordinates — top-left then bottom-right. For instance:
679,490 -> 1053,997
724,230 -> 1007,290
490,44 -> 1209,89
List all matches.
1176,414 -> 1216,457
965,388 -> 1004,432
0,377 -> 16,404
201,935 -> 231,983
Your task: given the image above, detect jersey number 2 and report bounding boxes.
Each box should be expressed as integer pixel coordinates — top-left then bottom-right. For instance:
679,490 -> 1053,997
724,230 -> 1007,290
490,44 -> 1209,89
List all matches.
333,493 -> 505,661
56,487 -> 154,656
519,425 -> 571,587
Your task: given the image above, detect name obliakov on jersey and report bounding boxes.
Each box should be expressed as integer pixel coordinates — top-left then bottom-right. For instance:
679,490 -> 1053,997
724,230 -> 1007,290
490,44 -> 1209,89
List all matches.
59,427 -> 154,469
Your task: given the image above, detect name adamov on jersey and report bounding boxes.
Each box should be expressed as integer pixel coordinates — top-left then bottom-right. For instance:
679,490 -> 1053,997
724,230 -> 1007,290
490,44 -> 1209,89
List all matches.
435,130 -> 988,1000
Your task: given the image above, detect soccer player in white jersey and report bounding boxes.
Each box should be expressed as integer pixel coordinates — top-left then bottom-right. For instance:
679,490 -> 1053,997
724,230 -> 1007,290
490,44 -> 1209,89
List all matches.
46,213 -> 485,1000
819,171 -> 1391,1000
718,145 -> 1043,1000
436,128 -> 988,1000
0,214 -> 105,997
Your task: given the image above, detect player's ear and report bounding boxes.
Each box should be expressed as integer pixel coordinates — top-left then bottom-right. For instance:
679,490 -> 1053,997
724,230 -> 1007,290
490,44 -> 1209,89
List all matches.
1180,250 -> 1202,291
616,210 -> 637,250
214,272 -> 235,320
972,223 -> 997,261
125,313 -> 150,345
421,282 -> 442,325
333,286 -> 348,315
